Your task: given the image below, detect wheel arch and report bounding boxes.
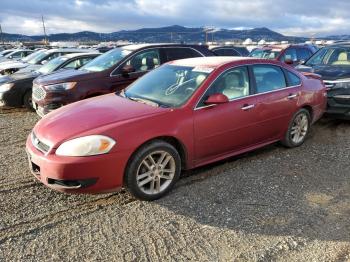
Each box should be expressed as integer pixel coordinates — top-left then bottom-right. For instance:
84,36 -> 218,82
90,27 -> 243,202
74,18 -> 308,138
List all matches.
301,105 -> 313,121
125,135 -> 189,174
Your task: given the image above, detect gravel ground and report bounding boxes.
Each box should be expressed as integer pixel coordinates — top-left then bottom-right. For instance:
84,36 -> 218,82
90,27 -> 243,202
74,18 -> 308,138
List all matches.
0,108 -> 350,262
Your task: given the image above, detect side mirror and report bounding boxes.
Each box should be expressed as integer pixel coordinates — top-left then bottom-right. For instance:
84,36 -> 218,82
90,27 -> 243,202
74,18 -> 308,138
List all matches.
299,60 -> 305,65
284,58 -> 294,65
41,60 -> 48,65
204,93 -> 229,105
121,65 -> 135,75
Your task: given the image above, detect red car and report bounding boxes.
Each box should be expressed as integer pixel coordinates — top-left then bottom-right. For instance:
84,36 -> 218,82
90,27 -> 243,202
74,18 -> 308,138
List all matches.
249,44 -> 317,66
26,57 -> 327,200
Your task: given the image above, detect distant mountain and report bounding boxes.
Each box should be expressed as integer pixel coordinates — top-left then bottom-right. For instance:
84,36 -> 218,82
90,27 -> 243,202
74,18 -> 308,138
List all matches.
1,25 -> 309,43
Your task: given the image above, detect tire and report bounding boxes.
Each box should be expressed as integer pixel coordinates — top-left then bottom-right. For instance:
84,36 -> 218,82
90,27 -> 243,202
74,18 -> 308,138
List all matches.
125,140 -> 181,201
23,91 -> 34,111
281,108 -> 311,148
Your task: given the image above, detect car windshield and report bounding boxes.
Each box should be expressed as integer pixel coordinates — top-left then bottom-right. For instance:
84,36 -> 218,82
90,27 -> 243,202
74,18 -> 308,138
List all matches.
37,56 -> 69,74
249,49 -> 281,59
27,51 -> 50,65
21,50 -> 44,63
305,46 -> 350,66
81,48 -> 131,72
0,50 -> 13,56
123,64 -> 211,107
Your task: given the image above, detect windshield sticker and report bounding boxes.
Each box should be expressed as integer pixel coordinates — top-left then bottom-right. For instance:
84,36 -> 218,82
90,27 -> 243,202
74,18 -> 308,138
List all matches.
192,67 -> 214,73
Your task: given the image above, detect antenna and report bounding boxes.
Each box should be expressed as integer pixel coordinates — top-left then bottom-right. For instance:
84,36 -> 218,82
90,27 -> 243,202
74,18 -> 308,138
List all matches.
0,24 -> 3,45
41,15 -> 47,44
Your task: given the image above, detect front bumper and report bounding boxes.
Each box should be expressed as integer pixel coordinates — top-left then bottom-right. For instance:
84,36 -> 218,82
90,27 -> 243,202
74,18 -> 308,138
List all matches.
32,101 -> 61,117
26,134 -> 128,194
326,95 -> 350,119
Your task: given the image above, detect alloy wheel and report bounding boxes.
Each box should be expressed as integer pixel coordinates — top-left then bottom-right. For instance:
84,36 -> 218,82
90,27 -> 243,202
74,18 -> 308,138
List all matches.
136,151 -> 176,195
290,113 -> 309,144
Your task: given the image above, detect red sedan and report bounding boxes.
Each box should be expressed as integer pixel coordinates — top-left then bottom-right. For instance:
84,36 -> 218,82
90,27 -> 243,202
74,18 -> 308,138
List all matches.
26,57 -> 327,201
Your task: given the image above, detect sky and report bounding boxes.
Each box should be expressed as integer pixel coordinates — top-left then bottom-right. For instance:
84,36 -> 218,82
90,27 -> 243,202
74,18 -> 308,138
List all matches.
0,0 -> 349,37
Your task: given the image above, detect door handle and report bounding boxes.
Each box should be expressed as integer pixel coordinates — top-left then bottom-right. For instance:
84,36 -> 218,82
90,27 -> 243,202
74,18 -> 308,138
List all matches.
241,104 -> 255,111
287,94 -> 298,99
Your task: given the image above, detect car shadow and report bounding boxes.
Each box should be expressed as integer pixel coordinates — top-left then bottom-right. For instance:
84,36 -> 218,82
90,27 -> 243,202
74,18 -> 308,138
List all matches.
154,117 -> 350,242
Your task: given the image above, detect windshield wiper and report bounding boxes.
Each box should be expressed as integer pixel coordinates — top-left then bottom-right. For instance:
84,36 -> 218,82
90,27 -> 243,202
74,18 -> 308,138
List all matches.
128,96 -> 159,107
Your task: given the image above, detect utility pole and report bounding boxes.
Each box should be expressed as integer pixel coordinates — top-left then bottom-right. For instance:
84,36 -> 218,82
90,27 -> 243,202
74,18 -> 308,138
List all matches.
41,15 -> 47,45
0,24 -> 3,45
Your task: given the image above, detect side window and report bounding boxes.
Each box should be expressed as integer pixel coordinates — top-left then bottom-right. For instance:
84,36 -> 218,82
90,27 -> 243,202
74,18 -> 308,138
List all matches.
124,49 -> 160,73
214,48 -> 240,56
12,52 -> 22,58
64,57 -> 94,69
253,65 -> 287,93
198,66 -> 250,107
45,52 -> 60,62
212,48 -> 227,56
286,70 -> 302,86
282,48 -> 298,62
227,48 -> 241,56
297,48 -> 312,61
164,48 -> 201,61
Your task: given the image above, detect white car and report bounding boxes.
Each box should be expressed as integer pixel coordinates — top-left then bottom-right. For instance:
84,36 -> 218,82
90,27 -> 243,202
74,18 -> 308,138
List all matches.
0,48 -> 91,75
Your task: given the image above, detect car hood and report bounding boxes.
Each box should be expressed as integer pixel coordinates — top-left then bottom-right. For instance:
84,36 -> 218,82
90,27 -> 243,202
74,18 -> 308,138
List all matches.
0,61 -> 27,70
7,71 -> 41,82
34,94 -> 168,147
34,68 -> 97,85
16,64 -> 41,74
296,64 -> 350,81
0,75 -> 12,85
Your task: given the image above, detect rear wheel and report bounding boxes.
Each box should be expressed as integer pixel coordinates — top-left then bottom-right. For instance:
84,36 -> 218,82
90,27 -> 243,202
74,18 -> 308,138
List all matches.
23,91 -> 34,111
125,140 -> 181,201
282,109 -> 310,148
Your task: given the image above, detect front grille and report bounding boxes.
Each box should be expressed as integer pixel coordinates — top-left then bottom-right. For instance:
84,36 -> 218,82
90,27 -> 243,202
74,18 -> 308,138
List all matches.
33,84 -> 46,101
31,132 -> 50,153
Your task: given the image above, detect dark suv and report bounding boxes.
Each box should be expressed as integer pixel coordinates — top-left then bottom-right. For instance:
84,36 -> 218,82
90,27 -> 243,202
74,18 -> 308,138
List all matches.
32,44 -> 215,116
210,45 -> 250,56
296,43 -> 350,119
249,44 -> 317,66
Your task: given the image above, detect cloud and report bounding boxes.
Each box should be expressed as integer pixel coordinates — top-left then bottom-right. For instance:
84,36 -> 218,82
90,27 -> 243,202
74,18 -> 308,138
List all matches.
0,0 -> 349,36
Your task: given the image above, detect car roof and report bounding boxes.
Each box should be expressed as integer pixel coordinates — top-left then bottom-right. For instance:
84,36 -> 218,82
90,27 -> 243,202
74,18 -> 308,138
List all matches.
328,42 -> 350,47
44,48 -> 94,53
121,43 -> 205,51
61,52 -> 100,58
168,56 -> 258,68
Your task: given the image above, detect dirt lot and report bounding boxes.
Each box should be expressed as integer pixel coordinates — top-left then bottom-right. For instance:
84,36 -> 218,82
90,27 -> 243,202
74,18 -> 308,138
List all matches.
0,108 -> 350,262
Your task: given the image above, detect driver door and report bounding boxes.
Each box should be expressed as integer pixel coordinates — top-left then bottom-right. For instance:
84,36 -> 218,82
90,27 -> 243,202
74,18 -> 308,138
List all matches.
193,66 -> 258,164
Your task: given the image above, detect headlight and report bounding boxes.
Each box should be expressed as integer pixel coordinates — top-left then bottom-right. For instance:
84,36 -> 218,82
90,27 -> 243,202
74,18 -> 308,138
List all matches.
56,135 -> 116,157
326,79 -> 350,89
0,83 -> 14,92
44,82 -> 76,91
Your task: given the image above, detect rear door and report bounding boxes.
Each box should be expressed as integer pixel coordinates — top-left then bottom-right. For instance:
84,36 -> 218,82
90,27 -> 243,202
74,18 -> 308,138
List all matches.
109,48 -> 161,91
250,64 -> 301,143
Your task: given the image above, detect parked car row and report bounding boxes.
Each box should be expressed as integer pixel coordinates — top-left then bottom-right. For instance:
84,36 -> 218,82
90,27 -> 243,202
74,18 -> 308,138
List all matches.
0,52 -> 100,109
1,42 -> 347,201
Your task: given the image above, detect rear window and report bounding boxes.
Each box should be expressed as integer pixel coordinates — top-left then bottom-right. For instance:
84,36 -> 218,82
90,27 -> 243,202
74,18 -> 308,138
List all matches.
286,70 -> 301,86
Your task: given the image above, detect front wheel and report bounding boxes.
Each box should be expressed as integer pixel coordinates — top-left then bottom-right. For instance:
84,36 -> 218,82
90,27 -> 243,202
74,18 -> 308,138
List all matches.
23,91 -> 35,111
124,140 -> 181,201
281,109 -> 311,148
